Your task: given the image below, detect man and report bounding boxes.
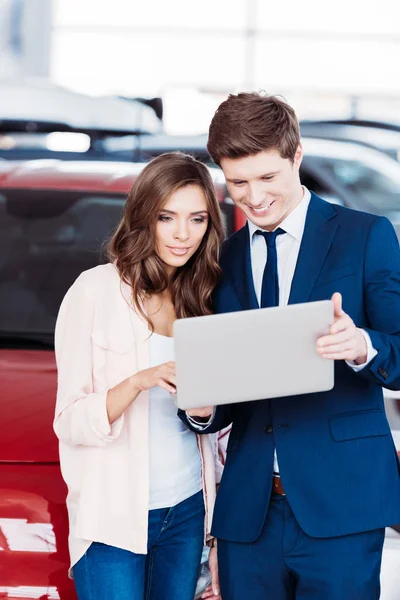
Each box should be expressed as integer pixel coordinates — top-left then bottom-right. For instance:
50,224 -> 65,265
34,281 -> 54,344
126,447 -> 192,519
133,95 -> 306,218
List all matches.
181,92 -> 400,599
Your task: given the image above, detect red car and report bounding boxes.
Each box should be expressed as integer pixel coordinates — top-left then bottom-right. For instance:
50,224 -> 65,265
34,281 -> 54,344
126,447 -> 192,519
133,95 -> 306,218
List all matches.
0,159 -> 234,600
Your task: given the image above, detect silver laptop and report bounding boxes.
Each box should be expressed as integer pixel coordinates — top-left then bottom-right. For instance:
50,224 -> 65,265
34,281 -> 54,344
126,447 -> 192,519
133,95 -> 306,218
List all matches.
173,300 -> 334,410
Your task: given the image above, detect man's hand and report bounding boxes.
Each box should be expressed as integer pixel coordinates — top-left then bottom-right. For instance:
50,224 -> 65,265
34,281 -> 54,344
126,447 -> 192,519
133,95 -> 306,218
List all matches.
201,546 -> 221,599
316,292 -> 367,364
186,406 -> 214,419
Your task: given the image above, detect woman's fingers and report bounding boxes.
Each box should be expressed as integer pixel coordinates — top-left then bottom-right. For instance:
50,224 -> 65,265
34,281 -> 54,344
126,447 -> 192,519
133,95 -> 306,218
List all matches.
201,546 -> 220,598
202,586 -> 221,599
166,373 -> 177,386
158,380 -> 177,394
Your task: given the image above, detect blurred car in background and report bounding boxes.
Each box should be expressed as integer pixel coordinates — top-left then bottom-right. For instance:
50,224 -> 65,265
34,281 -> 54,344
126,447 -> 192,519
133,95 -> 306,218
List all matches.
88,132 -> 400,240
300,119 -> 400,162
102,132 -> 211,164
105,133 -> 400,234
0,76 -> 163,164
0,78 -> 162,135
2,120 -> 400,234
0,119 -> 154,163
300,137 -> 400,236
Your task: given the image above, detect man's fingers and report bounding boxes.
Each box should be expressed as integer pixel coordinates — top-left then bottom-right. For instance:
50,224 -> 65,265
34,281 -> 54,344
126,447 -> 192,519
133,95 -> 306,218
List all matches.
318,341 -> 354,354
319,347 -> 353,357
320,351 -> 354,360
331,292 -> 344,318
330,315 -> 353,335
317,329 -> 353,349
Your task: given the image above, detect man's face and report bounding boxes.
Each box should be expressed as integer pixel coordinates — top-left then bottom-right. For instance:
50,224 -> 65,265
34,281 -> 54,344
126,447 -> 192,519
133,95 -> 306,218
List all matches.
220,147 -> 303,231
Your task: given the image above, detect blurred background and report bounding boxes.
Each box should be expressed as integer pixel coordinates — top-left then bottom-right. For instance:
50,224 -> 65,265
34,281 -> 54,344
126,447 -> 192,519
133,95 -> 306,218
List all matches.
2,0 -> 400,131
1,0 -> 400,126
2,0 -> 400,340
1,2 -> 400,600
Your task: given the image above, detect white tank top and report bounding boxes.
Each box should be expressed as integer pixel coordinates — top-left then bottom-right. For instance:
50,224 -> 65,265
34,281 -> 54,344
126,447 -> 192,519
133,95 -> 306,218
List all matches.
148,332 -> 202,510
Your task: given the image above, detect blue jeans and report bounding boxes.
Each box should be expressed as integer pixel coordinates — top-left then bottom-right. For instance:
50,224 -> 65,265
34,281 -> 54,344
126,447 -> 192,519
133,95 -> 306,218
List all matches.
73,490 -> 205,600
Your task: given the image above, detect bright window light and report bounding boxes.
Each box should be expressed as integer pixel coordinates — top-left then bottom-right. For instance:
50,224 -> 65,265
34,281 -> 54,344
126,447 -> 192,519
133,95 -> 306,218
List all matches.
46,132 -> 90,152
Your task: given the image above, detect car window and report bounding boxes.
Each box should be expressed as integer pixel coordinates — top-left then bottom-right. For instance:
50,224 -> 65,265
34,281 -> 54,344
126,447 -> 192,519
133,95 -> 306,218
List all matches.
0,190 -> 125,342
300,166 -> 333,199
312,157 -> 400,213
0,188 -> 235,345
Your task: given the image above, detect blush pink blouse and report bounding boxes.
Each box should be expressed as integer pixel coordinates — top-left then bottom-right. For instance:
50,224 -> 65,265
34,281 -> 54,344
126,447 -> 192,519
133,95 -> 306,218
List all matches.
54,263 -> 222,573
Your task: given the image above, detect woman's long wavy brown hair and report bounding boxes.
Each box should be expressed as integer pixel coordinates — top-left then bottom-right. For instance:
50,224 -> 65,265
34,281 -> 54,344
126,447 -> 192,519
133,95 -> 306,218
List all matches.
108,152 -> 224,328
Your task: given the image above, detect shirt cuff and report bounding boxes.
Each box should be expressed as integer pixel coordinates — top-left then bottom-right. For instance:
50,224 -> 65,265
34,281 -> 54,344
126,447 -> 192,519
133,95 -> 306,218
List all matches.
186,407 -> 216,430
346,329 -> 378,371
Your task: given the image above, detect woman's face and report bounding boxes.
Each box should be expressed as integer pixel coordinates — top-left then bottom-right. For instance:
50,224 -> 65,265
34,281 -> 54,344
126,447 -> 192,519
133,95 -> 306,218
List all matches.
155,184 -> 209,275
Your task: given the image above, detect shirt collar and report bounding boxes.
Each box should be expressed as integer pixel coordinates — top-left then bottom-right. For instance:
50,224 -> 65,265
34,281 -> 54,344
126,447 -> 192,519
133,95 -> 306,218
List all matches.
248,187 -> 311,242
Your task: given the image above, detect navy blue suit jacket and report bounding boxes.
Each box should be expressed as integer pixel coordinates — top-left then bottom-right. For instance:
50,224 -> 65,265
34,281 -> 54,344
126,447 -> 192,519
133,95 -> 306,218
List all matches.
182,193 -> 400,542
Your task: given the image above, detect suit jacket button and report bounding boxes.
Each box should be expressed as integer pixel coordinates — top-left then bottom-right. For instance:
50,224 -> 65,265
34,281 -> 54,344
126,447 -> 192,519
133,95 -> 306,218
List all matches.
378,367 -> 389,379
264,425 -> 273,434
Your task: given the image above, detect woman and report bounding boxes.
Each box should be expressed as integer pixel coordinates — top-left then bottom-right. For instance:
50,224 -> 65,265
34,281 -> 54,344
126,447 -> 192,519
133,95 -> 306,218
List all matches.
54,153 -> 224,600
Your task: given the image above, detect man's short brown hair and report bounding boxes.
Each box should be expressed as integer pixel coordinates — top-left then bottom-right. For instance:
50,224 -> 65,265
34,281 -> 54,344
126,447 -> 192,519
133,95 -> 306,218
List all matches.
207,92 -> 300,166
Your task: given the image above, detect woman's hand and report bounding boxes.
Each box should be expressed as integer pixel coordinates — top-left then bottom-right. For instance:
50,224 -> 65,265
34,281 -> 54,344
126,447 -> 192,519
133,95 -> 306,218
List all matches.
132,361 -> 176,394
106,362 -> 176,424
202,546 -> 221,599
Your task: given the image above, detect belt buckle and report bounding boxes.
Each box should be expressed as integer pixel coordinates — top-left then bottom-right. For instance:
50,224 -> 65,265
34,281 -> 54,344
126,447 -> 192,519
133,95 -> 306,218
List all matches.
272,475 -> 286,496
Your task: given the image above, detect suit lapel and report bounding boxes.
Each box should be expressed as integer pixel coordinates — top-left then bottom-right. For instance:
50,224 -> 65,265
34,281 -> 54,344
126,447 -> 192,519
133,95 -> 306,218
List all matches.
224,226 -> 259,311
289,193 -> 338,305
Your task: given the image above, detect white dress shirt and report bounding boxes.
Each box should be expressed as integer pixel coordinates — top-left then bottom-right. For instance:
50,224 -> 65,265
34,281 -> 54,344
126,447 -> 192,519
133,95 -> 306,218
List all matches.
189,187 -> 377,471
248,187 -> 311,308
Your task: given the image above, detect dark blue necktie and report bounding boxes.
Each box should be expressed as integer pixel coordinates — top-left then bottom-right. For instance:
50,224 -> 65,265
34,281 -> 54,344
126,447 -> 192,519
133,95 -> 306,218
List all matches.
256,228 -> 286,308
